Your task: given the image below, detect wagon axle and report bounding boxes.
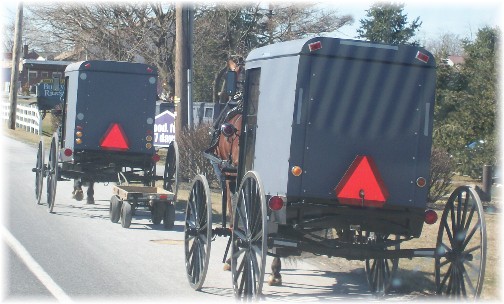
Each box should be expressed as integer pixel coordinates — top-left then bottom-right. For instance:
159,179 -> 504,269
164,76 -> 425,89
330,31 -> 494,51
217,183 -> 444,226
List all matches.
31,164 -> 47,176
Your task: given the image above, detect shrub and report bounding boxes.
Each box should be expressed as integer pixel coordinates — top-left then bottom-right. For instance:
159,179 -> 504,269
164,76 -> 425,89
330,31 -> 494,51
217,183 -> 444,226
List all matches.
428,147 -> 455,204
177,124 -> 219,186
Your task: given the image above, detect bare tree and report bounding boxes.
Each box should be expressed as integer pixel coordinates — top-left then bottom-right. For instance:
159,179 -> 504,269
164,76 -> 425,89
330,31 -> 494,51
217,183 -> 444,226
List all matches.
422,32 -> 464,57
27,3 -> 176,98
24,2 -> 353,104
193,3 -> 354,103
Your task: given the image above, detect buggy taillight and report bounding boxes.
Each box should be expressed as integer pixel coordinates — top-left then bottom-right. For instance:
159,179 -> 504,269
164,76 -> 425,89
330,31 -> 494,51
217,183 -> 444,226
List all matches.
152,154 -> 160,162
308,41 -> 322,52
424,209 -> 438,225
415,51 -> 430,63
268,196 -> 285,211
291,166 -> 303,176
64,148 -> 73,157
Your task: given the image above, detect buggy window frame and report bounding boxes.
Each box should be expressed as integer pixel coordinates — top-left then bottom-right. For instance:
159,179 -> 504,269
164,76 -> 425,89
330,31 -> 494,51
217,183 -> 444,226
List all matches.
60,76 -> 69,148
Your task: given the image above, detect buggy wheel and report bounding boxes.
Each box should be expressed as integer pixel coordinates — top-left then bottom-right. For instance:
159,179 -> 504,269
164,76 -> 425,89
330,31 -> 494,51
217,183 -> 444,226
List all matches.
46,135 -> 59,213
109,195 -> 122,223
184,175 -> 212,290
231,171 -> 267,300
121,202 -> 133,228
163,141 -> 179,197
365,233 -> 399,296
151,202 -> 163,225
435,186 -> 487,299
34,140 -> 45,205
164,203 -> 175,230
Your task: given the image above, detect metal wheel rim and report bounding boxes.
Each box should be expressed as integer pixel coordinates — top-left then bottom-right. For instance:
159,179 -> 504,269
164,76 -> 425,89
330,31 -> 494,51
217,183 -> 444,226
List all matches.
46,136 -> 58,213
365,233 -> 399,296
151,203 -> 162,225
435,186 -> 487,299
231,171 -> 267,300
184,174 -> 212,290
163,141 -> 179,197
35,140 -> 45,205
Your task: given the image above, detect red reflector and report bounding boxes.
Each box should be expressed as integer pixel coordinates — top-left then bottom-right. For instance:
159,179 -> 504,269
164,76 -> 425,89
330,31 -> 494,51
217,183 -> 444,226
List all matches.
268,196 -> 284,211
415,51 -> 429,63
424,209 -> 438,225
76,125 -> 83,131
334,155 -> 389,207
84,63 -> 91,68
308,41 -> 322,52
100,123 -> 129,151
152,154 -> 160,162
147,67 -> 153,73
64,148 -> 73,157
416,177 -> 427,187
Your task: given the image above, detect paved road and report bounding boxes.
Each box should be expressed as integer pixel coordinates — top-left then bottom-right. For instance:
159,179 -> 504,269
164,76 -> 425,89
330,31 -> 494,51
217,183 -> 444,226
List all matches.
1,135 -> 406,302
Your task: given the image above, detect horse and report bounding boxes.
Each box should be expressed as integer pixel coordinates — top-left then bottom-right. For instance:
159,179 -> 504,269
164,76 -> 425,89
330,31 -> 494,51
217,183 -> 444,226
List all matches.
72,180 -> 95,204
209,59 -> 283,286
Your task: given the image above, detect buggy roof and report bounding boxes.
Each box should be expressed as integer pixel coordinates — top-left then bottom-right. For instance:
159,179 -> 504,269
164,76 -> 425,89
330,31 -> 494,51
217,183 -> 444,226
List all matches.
65,60 -> 158,75
246,37 -> 435,68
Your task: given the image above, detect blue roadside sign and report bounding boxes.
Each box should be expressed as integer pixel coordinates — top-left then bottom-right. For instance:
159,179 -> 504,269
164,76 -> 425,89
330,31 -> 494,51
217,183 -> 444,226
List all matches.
154,110 -> 176,147
36,79 -> 65,110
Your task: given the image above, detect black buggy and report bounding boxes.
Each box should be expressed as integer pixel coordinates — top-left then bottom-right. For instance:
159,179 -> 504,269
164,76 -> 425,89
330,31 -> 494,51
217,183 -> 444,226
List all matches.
183,37 -> 487,299
33,60 -> 178,229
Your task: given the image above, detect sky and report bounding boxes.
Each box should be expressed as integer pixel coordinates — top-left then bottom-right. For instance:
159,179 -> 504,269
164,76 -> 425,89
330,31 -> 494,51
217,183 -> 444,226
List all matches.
1,0 -> 503,45
327,0 -> 502,41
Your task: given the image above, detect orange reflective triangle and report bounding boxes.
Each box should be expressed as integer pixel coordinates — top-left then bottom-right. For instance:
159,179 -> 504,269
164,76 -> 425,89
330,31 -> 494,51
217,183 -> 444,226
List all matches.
100,123 -> 129,151
334,155 -> 389,207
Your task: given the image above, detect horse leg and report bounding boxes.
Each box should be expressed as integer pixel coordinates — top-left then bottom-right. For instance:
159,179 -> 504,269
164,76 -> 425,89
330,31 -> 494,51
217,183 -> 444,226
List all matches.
268,257 -> 282,286
72,180 -> 84,201
86,182 -> 95,205
223,180 -> 233,271
226,181 -> 233,228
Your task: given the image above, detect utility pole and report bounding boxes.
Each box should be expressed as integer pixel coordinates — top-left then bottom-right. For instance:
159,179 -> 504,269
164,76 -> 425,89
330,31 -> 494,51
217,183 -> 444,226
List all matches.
187,5 -> 194,130
175,3 -> 189,137
8,3 -> 23,130
267,3 -> 274,44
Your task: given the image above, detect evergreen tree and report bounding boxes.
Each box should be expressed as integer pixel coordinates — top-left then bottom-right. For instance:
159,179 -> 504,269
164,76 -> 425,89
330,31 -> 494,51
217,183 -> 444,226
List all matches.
357,3 -> 422,45
433,27 -> 499,177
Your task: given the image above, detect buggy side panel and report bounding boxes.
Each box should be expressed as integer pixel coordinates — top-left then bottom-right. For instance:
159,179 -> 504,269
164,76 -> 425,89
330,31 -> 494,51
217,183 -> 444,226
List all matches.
245,56 -> 300,196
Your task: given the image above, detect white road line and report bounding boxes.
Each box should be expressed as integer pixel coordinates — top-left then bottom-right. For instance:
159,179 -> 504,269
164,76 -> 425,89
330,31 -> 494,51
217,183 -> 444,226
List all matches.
1,226 -> 72,302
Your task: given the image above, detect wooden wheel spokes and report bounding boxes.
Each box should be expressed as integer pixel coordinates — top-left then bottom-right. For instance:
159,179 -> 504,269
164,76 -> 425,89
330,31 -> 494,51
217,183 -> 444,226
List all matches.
163,141 -> 179,197
46,136 -> 58,213
231,171 -> 266,300
365,233 -> 399,297
368,258 -> 394,293
435,186 -> 487,299
34,140 -> 45,205
184,175 -> 212,291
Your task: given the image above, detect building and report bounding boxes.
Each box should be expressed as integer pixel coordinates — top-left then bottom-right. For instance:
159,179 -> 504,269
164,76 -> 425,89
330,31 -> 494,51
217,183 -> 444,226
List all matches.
441,55 -> 465,68
2,45 -> 73,95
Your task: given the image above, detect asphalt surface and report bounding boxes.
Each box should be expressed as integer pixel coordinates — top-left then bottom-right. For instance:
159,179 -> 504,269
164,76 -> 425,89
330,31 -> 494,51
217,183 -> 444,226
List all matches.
1,135 -> 424,303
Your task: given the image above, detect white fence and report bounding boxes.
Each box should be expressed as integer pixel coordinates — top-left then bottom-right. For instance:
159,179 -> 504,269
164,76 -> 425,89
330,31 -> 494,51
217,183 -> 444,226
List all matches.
2,102 -> 41,135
